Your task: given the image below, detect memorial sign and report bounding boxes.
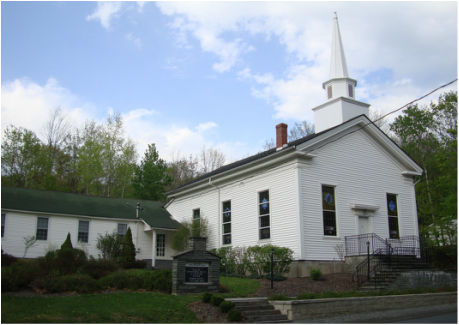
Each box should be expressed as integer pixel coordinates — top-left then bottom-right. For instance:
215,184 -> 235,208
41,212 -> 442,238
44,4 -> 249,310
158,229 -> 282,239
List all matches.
185,262 -> 209,283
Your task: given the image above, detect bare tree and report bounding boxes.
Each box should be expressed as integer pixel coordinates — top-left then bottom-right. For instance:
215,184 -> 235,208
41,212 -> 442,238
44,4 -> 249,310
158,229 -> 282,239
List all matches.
262,120 -> 315,151
42,107 -> 72,150
199,145 -> 226,174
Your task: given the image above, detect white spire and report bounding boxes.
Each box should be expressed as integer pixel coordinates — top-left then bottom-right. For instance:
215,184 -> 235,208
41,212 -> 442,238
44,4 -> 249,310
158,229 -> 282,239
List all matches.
312,13 -> 370,133
329,12 -> 349,79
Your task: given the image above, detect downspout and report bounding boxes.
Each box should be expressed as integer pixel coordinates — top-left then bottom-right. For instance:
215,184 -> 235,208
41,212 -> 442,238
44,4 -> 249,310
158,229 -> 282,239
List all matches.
412,177 -> 421,240
209,178 -> 221,249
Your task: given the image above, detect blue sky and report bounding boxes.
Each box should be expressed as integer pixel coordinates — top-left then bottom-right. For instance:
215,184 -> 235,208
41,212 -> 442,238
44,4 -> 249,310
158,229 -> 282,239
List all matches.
2,1 -> 457,163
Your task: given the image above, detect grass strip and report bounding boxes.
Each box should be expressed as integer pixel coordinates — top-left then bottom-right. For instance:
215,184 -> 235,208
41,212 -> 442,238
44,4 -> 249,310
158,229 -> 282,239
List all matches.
220,276 -> 261,297
1,292 -> 201,323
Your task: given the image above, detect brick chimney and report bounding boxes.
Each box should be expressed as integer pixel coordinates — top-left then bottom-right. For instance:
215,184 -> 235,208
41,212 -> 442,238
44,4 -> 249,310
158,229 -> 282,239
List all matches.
276,123 -> 288,150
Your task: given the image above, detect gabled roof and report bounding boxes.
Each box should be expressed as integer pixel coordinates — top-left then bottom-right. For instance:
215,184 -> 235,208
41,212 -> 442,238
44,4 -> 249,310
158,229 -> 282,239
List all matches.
167,114 -> 423,196
1,186 -> 181,230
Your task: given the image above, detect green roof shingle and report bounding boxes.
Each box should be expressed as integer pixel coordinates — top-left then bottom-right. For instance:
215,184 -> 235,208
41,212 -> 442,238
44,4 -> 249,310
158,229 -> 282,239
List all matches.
1,187 -> 181,230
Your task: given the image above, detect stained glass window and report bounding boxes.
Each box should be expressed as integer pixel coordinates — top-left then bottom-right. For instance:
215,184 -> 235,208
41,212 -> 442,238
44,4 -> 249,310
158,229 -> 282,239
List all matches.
36,217 -> 49,240
322,186 -> 337,236
387,194 -> 399,238
259,190 -> 270,240
222,201 -> 231,245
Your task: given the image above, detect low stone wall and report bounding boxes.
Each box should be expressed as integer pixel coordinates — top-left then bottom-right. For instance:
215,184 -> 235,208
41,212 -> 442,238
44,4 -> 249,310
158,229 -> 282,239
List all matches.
269,292 -> 457,321
385,270 -> 457,290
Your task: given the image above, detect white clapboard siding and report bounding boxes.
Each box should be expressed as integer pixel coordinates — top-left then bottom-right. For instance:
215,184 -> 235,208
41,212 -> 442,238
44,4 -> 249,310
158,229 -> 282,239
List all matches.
0,211 -> 146,259
300,130 -> 418,261
167,164 -> 300,259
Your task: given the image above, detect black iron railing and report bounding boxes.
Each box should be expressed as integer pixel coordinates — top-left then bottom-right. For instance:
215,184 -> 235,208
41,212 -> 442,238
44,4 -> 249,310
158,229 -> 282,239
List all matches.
349,234 -> 433,289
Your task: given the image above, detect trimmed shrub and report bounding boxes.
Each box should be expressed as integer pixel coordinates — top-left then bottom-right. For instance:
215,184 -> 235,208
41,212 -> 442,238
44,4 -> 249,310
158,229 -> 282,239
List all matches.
33,274 -> 100,294
81,257 -> 119,279
248,273 -> 262,279
308,268 -> 322,281
264,273 -> 287,281
211,295 -> 225,307
38,248 -> 87,276
267,294 -> 290,301
1,249 -> 17,267
202,291 -> 213,303
228,309 -> 242,322
99,271 -> 143,290
120,259 -> 147,270
61,232 -> 73,249
219,283 -> 230,293
296,293 -> 319,300
141,269 -> 172,293
243,244 -> 293,276
219,301 -> 235,313
1,260 -> 40,292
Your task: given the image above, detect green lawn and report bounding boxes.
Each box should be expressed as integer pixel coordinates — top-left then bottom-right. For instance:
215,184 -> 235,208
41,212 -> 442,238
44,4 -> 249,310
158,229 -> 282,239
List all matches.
2,292 -> 201,323
2,277 -> 261,323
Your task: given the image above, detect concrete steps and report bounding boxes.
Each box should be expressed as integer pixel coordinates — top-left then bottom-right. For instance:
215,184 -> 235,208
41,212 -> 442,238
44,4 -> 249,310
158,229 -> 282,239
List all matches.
226,298 -> 291,323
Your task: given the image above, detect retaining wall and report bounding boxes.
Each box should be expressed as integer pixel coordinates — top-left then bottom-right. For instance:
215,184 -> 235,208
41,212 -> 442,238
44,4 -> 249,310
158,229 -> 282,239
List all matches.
385,270 -> 457,290
269,292 -> 457,321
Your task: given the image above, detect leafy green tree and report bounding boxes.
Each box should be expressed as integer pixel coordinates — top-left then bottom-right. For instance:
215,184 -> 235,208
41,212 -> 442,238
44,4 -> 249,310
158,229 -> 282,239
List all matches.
61,232 -> 73,249
132,144 -> 173,202
390,91 -> 457,246
1,125 -> 42,188
171,215 -> 209,252
96,230 -> 123,260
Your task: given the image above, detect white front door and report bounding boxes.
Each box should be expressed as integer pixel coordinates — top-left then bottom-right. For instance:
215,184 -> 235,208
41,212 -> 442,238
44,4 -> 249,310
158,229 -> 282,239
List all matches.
358,216 -> 371,254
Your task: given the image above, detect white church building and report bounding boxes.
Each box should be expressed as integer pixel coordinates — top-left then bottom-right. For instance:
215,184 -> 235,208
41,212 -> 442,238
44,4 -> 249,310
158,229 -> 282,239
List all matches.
165,14 -> 423,276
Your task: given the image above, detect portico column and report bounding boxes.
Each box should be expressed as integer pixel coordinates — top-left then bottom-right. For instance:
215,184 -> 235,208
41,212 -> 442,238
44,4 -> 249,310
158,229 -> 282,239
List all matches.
152,229 -> 157,268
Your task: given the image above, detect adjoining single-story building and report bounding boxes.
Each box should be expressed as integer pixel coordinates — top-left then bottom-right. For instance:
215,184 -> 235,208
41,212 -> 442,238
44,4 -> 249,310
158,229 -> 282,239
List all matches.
1,186 -> 180,269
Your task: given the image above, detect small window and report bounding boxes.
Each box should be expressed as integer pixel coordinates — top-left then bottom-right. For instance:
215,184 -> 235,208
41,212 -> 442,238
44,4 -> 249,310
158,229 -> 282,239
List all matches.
36,217 -> 49,240
1,214 -> 5,238
157,234 -> 165,257
259,191 -> 270,240
387,194 -> 399,239
222,201 -> 231,245
327,85 -> 333,99
118,223 -> 128,239
78,220 -> 89,243
348,84 -> 354,98
193,209 -> 200,220
322,186 -> 337,236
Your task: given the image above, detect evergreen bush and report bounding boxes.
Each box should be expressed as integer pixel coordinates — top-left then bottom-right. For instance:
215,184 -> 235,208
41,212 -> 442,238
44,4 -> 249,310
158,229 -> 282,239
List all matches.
308,268 -> 322,281
211,295 -> 225,307
1,260 -> 40,292
228,309 -> 242,322
202,291 -> 213,303
1,249 -> 17,267
82,257 -> 119,279
61,232 -> 73,249
98,271 -> 143,290
296,293 -> 319,300
33,274 -> 100,294
248,273 -> 262,279
219,301 -> 235,313
141,269 -> 172,293
120,228 -> 136,264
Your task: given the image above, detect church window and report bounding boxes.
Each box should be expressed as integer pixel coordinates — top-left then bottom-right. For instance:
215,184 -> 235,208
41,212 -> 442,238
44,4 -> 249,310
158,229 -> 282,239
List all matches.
327,86 -> 333,99
222,201 -> 231,245
322,186 -> 337,236
387,194 -> 399,239
348,84 -> 354,98
259,190 -> 270,240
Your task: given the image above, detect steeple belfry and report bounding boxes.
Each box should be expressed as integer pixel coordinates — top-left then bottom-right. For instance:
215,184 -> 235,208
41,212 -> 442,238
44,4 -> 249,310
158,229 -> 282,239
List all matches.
312,13 -> 370,133
330,12 -> 349,79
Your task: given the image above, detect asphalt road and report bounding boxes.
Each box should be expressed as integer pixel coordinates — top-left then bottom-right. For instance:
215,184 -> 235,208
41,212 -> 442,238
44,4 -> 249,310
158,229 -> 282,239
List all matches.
293,303 -> 457,323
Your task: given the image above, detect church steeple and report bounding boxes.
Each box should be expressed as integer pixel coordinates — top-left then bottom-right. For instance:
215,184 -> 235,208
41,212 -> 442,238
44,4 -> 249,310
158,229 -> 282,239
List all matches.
329,12 -> 349,79
312,13 -> 370,133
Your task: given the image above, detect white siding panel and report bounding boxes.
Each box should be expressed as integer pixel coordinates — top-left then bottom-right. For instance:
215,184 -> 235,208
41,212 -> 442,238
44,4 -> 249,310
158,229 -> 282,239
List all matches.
167,165 -> 301,258
301,130 -> 418,261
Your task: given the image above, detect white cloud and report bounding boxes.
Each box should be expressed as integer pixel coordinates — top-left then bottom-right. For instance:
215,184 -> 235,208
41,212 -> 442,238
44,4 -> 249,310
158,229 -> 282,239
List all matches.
1,78 -> 91,141
126,33 -> 142,48
86,2 -> 123,30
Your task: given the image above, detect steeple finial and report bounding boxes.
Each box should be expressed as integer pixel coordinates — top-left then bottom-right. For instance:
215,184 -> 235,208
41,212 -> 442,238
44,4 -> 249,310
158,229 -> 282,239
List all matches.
329,12 -> 349,79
